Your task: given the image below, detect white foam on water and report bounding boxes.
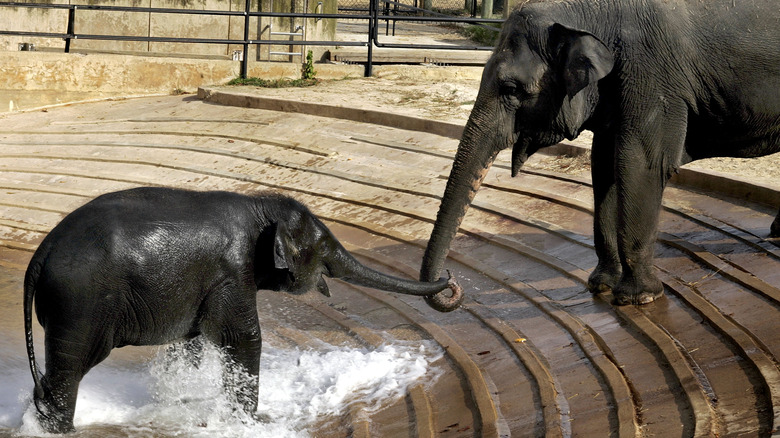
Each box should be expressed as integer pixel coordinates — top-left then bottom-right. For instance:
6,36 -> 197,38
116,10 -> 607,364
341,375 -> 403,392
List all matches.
0,359 -> 32,430
3,339 -> 444,437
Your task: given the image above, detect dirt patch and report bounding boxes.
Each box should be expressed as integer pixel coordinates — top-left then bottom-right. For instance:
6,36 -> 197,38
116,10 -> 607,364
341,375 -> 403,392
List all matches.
686,155 -> 780,188
527,152 -> 592,177
232,75 -> 478,124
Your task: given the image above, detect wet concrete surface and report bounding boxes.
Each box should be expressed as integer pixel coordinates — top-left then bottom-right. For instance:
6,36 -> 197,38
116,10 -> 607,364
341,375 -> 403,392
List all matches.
1,92 -> 779,437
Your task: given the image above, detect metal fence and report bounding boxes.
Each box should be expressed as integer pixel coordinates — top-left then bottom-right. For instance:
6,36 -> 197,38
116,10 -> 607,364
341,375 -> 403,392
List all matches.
0,0 -> 503,77
339,0 -> 482,16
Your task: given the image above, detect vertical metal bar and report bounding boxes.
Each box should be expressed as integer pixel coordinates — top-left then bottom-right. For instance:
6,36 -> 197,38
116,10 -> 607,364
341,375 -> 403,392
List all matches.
365,0 -> 375,76
481,0 -> 492,19
64,6 -> 76,53
241,0 -> 251,78
301,0 -> 308,60
392,0 -> 397,36
384,0 -> 389,36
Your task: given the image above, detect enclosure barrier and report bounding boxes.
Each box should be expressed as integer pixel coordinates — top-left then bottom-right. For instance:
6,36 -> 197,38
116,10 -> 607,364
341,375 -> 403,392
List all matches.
0,0 -> 503,77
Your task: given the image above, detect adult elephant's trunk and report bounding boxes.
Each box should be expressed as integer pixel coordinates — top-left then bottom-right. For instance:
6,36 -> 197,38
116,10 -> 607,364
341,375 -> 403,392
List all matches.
420,100 -> 503,311
324,236 -> 462,310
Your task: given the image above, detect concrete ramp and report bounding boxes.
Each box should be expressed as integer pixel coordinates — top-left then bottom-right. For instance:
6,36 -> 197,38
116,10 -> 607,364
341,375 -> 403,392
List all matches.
1,93 -> 779,436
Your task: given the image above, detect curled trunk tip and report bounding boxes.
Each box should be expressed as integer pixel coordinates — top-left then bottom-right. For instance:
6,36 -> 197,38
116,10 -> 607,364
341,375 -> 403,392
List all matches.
425,270 -> 464,312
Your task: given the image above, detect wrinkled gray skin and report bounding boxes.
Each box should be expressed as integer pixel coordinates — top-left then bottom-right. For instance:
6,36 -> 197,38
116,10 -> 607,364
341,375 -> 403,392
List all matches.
421,0 -> 780,305
24,187 -> 461,433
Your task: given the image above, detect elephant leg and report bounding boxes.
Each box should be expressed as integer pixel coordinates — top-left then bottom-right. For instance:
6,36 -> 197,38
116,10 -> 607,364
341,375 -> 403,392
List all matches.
588,132 -> 622,292
612,162 -> 665,305
222,340 -> 261,418
771,207 -> 780,238
34,364 -> 80,433
35,331 -> 112,433
612,178 -> 664,305
611,133 -> 691,304
201,290 -> 262,417
164,336 -> 205,370
607,100 -> 689,305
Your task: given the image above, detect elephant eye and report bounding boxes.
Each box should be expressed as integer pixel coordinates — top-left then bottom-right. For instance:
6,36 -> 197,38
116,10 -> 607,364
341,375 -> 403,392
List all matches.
499,82 -> 517,96
499,81 -> 525,108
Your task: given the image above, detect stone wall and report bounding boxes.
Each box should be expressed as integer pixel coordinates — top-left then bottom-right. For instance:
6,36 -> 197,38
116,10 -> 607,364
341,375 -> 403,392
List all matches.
0,51 -> 363,95
1,0 -> 337,61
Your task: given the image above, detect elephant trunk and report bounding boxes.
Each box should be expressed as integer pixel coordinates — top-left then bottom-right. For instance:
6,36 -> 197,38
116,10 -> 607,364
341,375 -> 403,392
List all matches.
325,237 -> 463,310
420,104 -> 503,311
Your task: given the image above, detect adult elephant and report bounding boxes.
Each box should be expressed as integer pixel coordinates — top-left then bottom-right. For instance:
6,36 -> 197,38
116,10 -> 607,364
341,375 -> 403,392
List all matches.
420,0 -> 780,306
25,187 -> 462,433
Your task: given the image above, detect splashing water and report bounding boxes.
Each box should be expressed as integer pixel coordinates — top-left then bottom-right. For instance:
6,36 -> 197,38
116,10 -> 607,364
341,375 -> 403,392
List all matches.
2,340 -> 444,437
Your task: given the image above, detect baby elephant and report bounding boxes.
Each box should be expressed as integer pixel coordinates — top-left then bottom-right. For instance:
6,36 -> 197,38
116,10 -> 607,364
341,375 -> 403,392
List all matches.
24,187 -> 463,433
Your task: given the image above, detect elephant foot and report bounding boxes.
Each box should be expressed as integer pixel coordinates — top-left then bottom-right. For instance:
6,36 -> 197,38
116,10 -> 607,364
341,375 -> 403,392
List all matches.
612,270 -> 664,305
587,264 -> 621,294
33,397 -> 75,434
252,412 -> 273,423
770,216 -> 780,238
232,411 -> 271,427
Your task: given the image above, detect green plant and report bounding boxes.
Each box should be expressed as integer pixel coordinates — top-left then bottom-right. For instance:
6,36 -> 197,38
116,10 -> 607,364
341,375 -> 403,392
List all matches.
226,77 -> 318,88
226,50 -> 319,88
302,50 -> 316,80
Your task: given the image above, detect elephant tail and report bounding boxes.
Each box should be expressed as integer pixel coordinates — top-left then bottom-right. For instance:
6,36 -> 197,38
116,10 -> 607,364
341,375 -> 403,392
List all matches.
24,255 -> 45,400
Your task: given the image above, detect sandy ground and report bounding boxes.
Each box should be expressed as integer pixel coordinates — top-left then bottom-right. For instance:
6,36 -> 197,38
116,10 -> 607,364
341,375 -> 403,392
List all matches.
225,75 -> 780,188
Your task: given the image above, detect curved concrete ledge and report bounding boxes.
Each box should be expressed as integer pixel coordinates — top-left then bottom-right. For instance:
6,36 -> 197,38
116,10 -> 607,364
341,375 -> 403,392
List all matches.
672,167 -> 780,209
198,86 -> 780,209
198,86 -> 465,140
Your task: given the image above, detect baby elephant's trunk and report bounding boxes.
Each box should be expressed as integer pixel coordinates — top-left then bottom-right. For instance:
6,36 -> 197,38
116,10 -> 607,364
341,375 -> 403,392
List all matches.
326,241 -> 463,311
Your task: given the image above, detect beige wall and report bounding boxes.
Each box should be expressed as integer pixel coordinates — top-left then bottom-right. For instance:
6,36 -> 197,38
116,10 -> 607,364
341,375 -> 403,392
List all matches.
0,51 -> 363,95
1,1 -> 70,51
1,0 -> 337,60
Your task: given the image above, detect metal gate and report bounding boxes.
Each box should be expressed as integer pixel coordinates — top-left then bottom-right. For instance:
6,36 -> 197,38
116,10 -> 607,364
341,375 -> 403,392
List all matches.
261,0 -> 307,61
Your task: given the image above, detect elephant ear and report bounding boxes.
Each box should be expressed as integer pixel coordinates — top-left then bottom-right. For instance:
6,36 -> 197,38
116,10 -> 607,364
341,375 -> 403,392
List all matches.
551,23 -> 614,98
273,222 -> 294,270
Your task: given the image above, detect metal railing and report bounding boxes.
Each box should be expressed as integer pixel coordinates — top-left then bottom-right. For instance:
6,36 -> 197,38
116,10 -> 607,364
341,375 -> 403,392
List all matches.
0,0 -> 502,77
